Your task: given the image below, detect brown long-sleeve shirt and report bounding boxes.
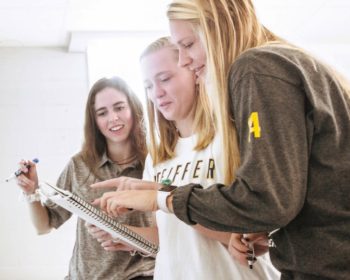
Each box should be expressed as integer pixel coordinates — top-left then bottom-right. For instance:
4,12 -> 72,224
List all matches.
172,45 -> 350,280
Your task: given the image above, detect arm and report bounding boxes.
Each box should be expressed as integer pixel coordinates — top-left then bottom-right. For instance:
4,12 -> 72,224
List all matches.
91,155 -> 162,191
16,161 -> 51,234
171,71 -> 309,233
193,224 -> 231,245
27,201 -> 51,234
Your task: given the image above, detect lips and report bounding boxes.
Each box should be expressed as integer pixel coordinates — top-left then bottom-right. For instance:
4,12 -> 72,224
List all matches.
193,65 -> 205,77
109,124 -> 124,132
159,101 -> 172,108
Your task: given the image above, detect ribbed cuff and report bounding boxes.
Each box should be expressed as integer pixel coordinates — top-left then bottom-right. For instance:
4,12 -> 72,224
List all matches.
172,183 -> 201,225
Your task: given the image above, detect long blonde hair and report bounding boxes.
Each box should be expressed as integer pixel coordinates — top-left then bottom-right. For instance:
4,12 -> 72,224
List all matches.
168,0 -> 350,184
168,0 -> 284,184
140,37 -> 215,165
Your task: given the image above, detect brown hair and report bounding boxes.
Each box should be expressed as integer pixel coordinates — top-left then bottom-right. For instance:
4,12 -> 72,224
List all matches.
80,76 -> 147,178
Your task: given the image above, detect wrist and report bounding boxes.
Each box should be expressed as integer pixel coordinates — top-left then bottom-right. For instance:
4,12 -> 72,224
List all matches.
22,189 -> 41,203
157,191 -> 171,213
26,187 -> 38,195
159,179 -> 176,192
157,179 -> 176,213
166,193 -> 174,213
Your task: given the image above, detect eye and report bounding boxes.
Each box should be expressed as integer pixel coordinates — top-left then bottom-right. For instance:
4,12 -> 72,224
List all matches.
115,105 -> 125,112
96,111 -> 107,117
160,76 -> 171,83
183,42 -> 193,49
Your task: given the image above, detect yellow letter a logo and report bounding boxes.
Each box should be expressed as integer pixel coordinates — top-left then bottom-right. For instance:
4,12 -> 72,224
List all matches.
248,112 -> 261,142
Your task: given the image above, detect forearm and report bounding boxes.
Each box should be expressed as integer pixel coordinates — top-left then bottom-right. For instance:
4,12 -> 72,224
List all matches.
173,69 -> 309,233
193,224 -> 231,245
171,179 -> 304,233
127,226 -> 159,245
27,202 -> 52,234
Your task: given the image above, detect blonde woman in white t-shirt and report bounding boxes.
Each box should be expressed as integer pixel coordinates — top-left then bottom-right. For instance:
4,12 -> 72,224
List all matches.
91,37 -> 279,280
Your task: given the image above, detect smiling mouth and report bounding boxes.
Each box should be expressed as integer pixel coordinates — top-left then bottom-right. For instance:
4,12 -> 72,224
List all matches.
194,65 -> 205,76
109,125 -> 124,132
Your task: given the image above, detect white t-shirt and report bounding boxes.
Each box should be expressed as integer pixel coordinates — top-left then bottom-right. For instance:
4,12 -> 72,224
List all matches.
143,135 -> 279,280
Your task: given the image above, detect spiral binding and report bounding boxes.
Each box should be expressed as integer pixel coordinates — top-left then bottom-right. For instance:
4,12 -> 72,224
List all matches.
39,182 -> 159,256
68,193 -> 159,256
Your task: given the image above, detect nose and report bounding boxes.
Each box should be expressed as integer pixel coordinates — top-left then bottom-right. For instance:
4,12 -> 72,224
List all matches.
178,48 -> 191,68
152,83 -> 165,99
110,111 -> 119,122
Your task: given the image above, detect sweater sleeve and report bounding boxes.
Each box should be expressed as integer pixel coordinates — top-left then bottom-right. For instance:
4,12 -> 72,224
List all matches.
173,70 -> 309,233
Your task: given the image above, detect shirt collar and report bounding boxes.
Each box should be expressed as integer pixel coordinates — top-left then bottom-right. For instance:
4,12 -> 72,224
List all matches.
97,152 -> 111,168
97,151 -> 141,169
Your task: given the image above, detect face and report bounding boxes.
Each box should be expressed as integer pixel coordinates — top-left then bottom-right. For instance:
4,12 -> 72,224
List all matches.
141,47 -> 197,125
169,20 -> 207,80
94,87 -> 133,146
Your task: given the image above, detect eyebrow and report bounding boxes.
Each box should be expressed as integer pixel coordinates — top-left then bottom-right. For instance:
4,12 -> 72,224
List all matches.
176,36 -> 193,46
95,101 -> 126,112
143,71 -> 172,85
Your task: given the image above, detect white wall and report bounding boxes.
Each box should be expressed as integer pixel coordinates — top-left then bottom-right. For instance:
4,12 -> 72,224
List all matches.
0,48 -> 88,279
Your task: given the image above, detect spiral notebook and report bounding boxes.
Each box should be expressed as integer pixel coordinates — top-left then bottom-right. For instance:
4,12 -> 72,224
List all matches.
38,182 -> 159,256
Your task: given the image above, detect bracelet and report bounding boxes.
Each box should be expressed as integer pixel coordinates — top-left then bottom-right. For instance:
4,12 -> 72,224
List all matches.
159,179 -> 177,192
157,191 -> 171,213
22,189 -> 41,203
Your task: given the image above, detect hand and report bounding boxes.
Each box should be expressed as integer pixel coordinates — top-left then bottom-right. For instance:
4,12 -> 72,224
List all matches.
85,222 -> 112,242
242,232 -> 269,257
228,232 -> 269,267
100,238 -> 136,252
91,176 -> 161,191
228,233 -> 251,266
16,159 -> 39,194
93,190 -> 158,217
85,222 -> 135,252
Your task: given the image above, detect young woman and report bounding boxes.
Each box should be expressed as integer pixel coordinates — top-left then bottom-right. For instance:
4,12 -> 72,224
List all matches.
16,77 -> 155,279
92,37 -> 279,279
94,1 -> 350,279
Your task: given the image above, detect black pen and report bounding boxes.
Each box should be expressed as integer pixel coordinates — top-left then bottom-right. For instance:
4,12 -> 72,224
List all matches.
243,234 -> 256,269
5,158 -> 39,182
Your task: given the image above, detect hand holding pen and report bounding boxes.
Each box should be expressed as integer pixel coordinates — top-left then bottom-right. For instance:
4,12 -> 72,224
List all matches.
228,233 -> 254,267
6,158 -> 40,195
243,232 -> 270,268
242,234 -> 256,269
5,158 -> 39,182
229,232 -> 269,268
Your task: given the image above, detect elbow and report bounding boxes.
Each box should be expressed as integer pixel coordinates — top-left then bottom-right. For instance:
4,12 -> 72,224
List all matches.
34,224 -> 52,235
36,228 -> 51,235
265,200 -> 302,229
